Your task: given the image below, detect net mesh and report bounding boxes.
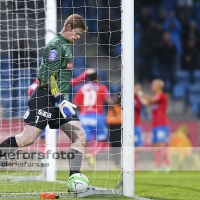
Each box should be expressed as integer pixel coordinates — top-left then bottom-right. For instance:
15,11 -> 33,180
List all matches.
0,0 -> 122,197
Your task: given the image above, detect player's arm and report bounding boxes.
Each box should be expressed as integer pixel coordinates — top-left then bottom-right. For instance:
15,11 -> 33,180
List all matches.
41,46 -> 61,96
134,84 -> 149,105
134,100 -> 142,111
139,97 -> 149,106
104,97 -> 114,106
42,46 -> 76,118
137,91 -> 159,104
70,68 -> 96,86
28,78 -> 38,96
73,89 -> 83,111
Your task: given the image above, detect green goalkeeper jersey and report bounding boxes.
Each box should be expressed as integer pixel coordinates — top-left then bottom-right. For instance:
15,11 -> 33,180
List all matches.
38,33 -> 73,100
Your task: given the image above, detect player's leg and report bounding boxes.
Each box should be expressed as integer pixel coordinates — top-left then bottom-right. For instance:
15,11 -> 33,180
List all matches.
79,114 -> 93,146
152,126 -> 170,170
152,127 -> 162,170
85,131 -> 95,166
0,87 -> 52,158
0,124 -> 42,157
134,126 -> 143,169
83,128 -> 94,166
85,114 -> 108,166
15,125 -> 43,147
79,114 -> 95,166
60,120 -> 86,176
15,87 -> 50,148
159,126 -> 170,169
92,114 -> 108,156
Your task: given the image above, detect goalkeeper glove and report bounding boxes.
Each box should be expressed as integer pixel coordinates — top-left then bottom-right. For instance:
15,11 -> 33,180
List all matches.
55,94 -> 77,118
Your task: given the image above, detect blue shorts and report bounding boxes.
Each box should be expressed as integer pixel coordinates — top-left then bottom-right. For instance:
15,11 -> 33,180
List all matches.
79,113 -> 108,142
152,126 -> 169,144
134,126 -> 143,147
40,129 -> 59,139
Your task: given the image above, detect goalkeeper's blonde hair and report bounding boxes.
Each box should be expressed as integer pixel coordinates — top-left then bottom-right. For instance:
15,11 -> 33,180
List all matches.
64,14 -> 87,31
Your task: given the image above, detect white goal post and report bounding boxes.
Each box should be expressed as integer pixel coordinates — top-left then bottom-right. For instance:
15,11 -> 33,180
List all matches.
122,0 -> 135,197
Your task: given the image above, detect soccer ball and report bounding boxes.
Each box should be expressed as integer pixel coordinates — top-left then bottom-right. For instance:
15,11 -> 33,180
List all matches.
67,173 -> 89,193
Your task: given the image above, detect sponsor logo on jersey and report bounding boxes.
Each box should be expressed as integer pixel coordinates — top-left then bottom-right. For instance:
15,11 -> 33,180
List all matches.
66,62 -> 73,70
48,50 -> 58,62
23,110 -> 30,119
65,52 -> 70,57
38,109 -> 52,118
65,51 -> 72,58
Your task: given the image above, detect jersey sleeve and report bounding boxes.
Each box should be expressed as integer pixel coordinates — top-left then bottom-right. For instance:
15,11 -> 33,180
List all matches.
28,79 -> 38,96
73,89 -> 83,106
70,71 -> 87,86
134,98 -> 141,111
42,45 -> 63,95
153,93 -> 164,103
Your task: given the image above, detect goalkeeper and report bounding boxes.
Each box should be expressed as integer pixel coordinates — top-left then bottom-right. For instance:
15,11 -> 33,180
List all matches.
0,14 -> 87,176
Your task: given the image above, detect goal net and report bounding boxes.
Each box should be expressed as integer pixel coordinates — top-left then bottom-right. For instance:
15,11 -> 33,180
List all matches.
0,0 -> 132,198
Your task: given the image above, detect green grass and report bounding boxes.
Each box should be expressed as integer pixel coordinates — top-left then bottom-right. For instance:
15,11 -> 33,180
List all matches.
136,171 -> 200,200
0,171 -> 200,199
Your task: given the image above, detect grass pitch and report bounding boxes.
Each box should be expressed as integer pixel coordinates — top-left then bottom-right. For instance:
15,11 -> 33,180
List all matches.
0,171 -> 200,199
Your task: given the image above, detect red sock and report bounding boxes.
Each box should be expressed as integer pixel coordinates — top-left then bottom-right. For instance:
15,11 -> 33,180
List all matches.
154,150 -> 162,169
84,141 -> 92,153
162,147 -> 170,167
92,141 -> 105,156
